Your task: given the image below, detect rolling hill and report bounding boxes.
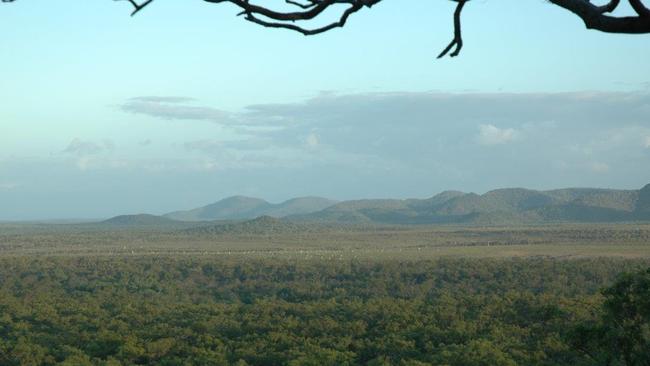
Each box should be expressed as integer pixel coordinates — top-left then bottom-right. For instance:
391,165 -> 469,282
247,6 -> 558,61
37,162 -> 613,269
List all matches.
290,185 -> 648,225
123,184 -> 650,227
101,214 -> 179,226
164,196 -> 337,221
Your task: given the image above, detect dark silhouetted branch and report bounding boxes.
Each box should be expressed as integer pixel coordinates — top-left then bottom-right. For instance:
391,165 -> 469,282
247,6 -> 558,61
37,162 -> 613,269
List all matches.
549,0 -> 650,33
113,0 -> 155,16
3,0 -> 650,57
437,0 -> 468,59
595,0 -> 620,14
629,0 -> 650,17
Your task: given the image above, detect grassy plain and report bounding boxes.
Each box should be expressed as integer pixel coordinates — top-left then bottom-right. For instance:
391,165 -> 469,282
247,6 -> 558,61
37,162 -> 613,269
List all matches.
1,222 -> 648,260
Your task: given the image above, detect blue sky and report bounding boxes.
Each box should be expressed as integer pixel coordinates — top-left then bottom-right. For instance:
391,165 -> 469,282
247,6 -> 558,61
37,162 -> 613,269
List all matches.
1,0 -> 650,219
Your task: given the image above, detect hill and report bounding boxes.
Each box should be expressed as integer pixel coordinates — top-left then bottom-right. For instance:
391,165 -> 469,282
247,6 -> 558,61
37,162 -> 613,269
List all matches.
155,184 -> 650,226
635,184 -> 650,217
264,197 -> 339,217
164,196 -> 269,221
101,214 -> 178,226
164,196 -> 336,221
291,185 -> 648,225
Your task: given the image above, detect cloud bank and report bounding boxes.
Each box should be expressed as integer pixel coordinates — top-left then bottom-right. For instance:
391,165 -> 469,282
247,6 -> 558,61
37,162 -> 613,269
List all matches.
3,91 -> 650,220
117,91 -> 650,186
120,97 -> 232,124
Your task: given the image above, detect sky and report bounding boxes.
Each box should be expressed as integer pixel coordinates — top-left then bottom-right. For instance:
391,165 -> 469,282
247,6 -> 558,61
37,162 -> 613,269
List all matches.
1,0 -> 650,220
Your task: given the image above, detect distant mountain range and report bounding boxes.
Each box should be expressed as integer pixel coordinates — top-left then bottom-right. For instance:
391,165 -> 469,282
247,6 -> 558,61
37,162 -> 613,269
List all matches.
291,184 -> 650,225
164,196 -> 338,221
102,184 -> 650,228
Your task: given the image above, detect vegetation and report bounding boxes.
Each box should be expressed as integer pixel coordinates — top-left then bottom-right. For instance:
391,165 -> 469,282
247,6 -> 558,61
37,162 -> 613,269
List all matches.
180,216 -> 313,236
0,222 -> 648,365
0,255 -> 649,365
570,268 -> 650,366
2,222 -> 650,258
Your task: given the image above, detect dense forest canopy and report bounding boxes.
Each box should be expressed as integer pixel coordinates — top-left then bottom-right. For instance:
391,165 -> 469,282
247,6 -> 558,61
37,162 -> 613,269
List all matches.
0,256 -> 649,365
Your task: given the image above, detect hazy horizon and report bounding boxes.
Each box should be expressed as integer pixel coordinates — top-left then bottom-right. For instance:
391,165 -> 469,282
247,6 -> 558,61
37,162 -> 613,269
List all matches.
2,181 -> 648,222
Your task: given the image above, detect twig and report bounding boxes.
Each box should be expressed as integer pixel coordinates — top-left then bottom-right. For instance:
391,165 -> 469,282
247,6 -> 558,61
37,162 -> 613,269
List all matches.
437,0 -> 467,59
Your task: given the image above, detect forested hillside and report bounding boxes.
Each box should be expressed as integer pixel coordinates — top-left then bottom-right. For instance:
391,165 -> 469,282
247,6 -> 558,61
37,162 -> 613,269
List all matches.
292,185 -> 650,225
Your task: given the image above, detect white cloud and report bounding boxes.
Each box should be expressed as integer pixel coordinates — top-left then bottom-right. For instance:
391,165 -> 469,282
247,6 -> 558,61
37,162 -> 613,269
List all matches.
61,139 -> 121,170
589,162 -> 610,173
305,132 -> 320,149
75,157 -> 92,170
476,124 -> 518,145
645,136 -> 650,148
121,97 -> 234,125
62,138 -> 114,156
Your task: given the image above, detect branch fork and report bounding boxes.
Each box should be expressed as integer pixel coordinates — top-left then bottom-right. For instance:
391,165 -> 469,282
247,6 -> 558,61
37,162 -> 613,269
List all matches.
4,0 -> 650,57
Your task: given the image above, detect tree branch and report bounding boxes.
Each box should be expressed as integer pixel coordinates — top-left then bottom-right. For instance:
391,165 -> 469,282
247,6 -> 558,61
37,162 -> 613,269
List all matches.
3,0 -> 650,57
437,0 -> 468,59
549,0 -> 650,33
595,0 -> 620,14
114,0 -> 155,16
628,0 -> 650,17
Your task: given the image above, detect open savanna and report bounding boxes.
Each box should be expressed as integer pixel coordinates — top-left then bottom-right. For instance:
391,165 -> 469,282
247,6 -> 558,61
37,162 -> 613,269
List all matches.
1,222 -> 648,260
2,221 -> 650,365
